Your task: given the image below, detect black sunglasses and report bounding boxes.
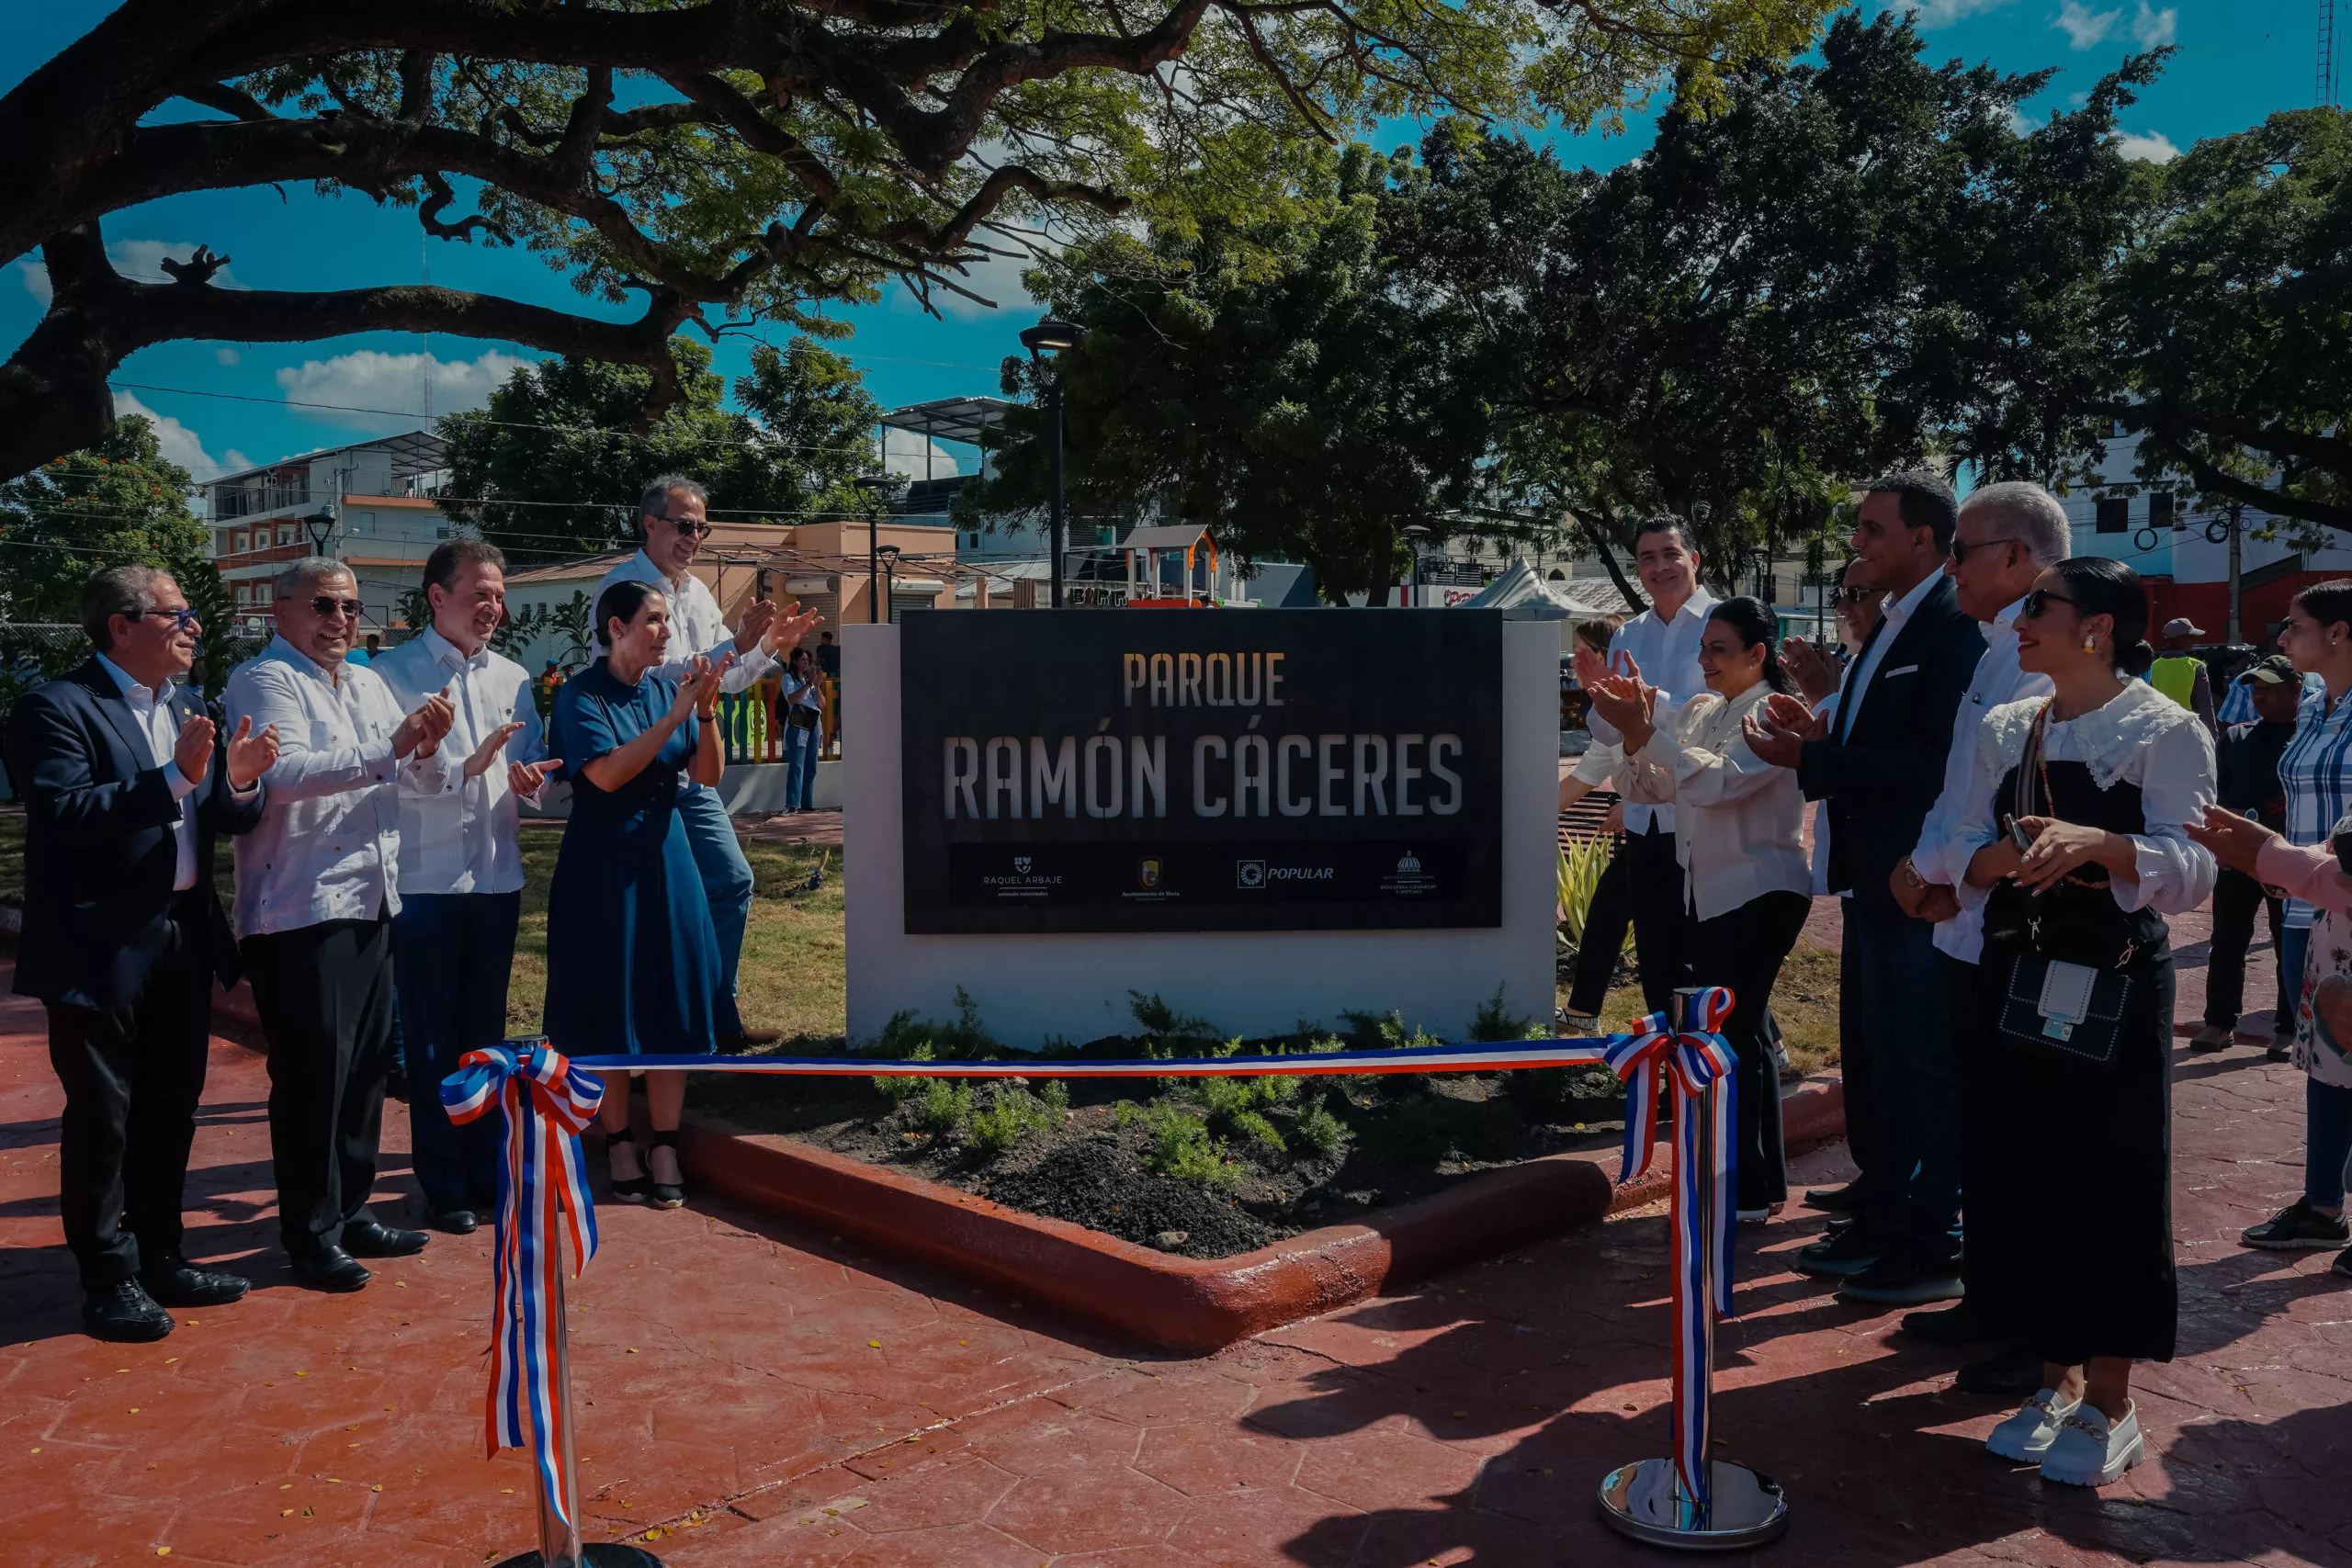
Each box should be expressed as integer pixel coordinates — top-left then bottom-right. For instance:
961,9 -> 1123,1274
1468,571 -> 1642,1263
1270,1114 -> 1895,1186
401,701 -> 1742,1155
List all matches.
309,596 -> 365,619
1951,536 -> 2020,566
654,512 -> 713,539
2018,589 -> 2081,620
127,606 -> 201,631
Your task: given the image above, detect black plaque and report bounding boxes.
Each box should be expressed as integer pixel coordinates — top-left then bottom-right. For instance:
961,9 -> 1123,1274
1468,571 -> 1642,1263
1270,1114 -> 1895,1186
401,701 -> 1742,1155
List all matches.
899,610 -> 1503,933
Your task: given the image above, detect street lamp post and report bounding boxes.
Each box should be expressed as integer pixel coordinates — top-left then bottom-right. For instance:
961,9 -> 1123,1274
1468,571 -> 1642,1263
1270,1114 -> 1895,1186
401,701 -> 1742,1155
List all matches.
1019,314 -> 1088,609
301,507 -> 336,556
1401,525 -> 1430,607
876,545 -> 902,625
853,473 -> 909,624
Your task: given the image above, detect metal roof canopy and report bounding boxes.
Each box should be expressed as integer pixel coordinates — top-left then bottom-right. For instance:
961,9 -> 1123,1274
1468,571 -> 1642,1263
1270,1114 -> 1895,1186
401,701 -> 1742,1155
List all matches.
213,428 -> 450,487
880,396 -> 1015,447
1121,525 -> 1214,551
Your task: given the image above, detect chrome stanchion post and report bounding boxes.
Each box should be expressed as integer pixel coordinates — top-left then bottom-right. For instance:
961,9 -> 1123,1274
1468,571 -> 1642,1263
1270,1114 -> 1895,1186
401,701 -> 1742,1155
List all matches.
1596,988 -> 1788,1551
536,1265 -> 584,1568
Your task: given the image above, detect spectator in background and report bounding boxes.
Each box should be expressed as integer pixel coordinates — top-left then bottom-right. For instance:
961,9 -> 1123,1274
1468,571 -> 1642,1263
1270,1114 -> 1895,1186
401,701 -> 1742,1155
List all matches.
226,558 -> 454,1292
1571,520 -> 1718,1013
781,646 -> 823,812
1747,471 -> 1986,1304
817,629 -> 841,680
6,567 -> 276,1340
373,541 -> 556,1234
2237,581 -> 2352,1252
2149,617 -> 2218,737
2194,654 -> 2301,1055
591,476 -> 820,1049
345,632 -> 381,668
535,660 -> 566,718
1559,615 -> 1629,1032
544,580 -> 730,1208
1957,557 -> 2215,1488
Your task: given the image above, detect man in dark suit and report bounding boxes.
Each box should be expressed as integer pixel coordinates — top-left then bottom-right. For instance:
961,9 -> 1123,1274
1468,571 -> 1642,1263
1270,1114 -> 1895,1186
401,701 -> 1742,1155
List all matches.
7,566 -> 277,1341
1747,472 -> 1987,1303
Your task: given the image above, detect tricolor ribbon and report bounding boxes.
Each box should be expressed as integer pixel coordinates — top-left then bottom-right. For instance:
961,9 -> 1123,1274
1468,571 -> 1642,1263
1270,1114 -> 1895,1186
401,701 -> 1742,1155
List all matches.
443,1042 -> 605,1532
447,1008 -> 1739,1532
1600,987 -> 1740,1517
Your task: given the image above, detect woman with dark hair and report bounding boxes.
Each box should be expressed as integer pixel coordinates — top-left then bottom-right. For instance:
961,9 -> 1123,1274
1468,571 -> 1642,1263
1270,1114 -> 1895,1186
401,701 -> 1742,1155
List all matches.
544,580 -> 730,1208
1586,595 -> 1812,1216
2235,580 -> 2352,1248
1953,556 -> 2215,1486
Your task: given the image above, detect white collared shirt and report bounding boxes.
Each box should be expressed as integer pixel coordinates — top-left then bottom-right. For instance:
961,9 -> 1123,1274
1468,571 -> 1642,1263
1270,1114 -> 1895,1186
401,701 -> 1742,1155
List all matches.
223,636 -> 447,937
1907,597 -> 2053,963
371,627 -> 547,896
96,654 -> 203,890
592,549 -> 775,694
1837,568 -> 1943,739
1622,682 -> 1811,921
1582,586 -> 1720,835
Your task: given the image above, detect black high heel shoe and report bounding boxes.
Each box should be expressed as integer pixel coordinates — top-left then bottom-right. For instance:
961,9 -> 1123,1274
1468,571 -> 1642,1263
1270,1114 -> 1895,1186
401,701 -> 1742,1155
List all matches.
647,1130 -> 685,1210
607,1139 -> 650,1204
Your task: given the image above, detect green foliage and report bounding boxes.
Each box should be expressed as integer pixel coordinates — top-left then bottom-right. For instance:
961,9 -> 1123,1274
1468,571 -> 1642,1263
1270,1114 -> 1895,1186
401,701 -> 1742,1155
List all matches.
1469,988 -> 1532,1043
1039,1078 -> 1070,1117
0,415 -> 233,710
869,987 -> 1000,1061
967,1085 -> 1055,1156
2102,107 -> 2352,540
436,337 -> 879,562
1292,1100 -> 1351,1159
1556,840 -> 1611,947
876,1043 -> 937,1105
1116,1100 -> 1242,1189
914,1078 -> 974,1135
1128,992 -> 1223,1049
1226,1109 -> 1289,1162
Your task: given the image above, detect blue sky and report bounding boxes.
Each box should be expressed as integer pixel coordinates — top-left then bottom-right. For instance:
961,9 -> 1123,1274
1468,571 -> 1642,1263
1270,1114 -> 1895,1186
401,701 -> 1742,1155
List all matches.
0,1 -> 2329,486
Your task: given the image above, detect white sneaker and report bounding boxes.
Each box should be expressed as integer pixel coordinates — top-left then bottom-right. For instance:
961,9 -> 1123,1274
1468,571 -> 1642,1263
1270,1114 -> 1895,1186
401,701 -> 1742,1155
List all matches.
1985,1387 -> 2080,1461
1736,1208 -> 1770,1224
2038,1402 -> 2144,1486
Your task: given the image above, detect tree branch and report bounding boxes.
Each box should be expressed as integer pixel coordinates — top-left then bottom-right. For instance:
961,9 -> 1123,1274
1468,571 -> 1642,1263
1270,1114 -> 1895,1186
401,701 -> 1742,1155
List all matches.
179,81 -> 277,121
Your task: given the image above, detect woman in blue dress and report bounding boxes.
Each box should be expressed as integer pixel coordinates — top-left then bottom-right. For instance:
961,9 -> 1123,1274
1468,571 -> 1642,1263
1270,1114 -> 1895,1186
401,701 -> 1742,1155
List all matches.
546,578 -> 729,1208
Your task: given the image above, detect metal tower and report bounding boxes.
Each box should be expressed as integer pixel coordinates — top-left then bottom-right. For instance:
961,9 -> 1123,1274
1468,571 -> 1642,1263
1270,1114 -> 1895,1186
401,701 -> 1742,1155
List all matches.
2326,0 -> 2342,107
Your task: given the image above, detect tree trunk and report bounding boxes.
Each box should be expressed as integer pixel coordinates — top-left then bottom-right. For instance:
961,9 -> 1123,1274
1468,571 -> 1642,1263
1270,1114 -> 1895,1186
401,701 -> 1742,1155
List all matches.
1365,522 -> 1397,608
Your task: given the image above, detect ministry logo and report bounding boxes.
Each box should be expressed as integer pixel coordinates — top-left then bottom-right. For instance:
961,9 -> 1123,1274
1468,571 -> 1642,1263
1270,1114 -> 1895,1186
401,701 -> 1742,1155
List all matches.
1138,856 -> 1163,890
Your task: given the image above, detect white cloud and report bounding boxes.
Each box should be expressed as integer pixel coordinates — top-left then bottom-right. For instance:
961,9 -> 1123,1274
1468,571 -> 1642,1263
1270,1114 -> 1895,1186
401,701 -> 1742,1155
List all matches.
112,392 -> 252,481
274,348 -> 531,426
2052,0 -> 2120,47
2130,1 -> 2177,45
2007,105 -> 2041,136
1903,0 -> 2017,25
2115,128 -> 2182,162
932,247 -> 1049,321
885,427 -> 966,479
215,347 -> 240,367
14,241 -> 243,307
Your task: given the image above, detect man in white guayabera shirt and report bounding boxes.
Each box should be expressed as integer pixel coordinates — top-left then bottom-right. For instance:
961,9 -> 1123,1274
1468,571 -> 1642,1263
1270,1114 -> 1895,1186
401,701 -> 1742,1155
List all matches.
592,475 -> 820,1048
373,539 -> 558,1235
226,557 -> 455,1293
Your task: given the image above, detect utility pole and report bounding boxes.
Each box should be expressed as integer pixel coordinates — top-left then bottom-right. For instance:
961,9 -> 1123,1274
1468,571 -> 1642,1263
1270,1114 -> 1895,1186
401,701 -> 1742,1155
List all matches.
2324,0 -> 2341,107
2227,502 -> 2245,645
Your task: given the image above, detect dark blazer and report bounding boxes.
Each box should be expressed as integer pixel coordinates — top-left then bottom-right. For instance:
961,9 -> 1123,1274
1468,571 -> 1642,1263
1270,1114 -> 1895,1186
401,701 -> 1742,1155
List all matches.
6,656 -> 265,1011
1799,573 -> 1987,904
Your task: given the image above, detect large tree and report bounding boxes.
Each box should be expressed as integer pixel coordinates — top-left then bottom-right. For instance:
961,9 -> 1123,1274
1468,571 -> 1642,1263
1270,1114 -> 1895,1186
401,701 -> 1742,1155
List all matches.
0,413 -> 234,707
436,334 -> 879,559
2100,107 -> 2352,541
0,0 -> 1837,480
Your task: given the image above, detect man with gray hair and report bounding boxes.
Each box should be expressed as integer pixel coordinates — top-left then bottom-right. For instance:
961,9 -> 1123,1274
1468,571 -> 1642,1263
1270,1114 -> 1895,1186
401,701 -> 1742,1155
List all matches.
1875,479 -> 2068,1378
590,474 -> 820,1047
225,557 -> 456,1292
6,565 -> 277,1339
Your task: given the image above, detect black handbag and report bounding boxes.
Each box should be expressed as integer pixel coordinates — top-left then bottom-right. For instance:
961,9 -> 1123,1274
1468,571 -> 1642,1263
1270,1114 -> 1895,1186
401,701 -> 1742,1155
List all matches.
1996,953 -> 2133,1066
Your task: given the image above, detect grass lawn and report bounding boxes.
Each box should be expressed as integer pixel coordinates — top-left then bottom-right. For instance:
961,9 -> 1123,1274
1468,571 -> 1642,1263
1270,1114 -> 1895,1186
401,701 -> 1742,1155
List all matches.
0,808 -> 1838,1068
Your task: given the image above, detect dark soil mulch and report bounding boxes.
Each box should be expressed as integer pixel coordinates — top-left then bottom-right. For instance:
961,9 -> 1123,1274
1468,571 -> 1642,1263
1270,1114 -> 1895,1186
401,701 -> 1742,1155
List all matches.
689,1050 -> 1637,1260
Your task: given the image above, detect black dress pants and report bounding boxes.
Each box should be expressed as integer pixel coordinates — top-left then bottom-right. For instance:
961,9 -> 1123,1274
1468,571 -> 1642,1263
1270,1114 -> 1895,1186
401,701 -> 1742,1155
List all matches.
1624,820 -> 1691,1016
2206,866 -> 2289,1031
1690,890 -> 1811,1211
243,912 -> 396,1256
1838,906 -> 1876,1192
44,897 -> 210,1293
1947,951 -> 1999,1305
1567,838 -> 1634,1017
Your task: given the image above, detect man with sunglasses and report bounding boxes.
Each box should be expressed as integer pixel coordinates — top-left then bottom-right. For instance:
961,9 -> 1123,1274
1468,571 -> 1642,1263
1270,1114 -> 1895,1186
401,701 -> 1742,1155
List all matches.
224,558 -> 458,1292
591,474 -> 821,1047
7,567 -> 279,1339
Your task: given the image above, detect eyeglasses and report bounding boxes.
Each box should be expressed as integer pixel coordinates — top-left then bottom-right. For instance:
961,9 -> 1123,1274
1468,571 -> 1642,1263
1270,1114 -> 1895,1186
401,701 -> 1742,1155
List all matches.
127,606 -> 201,631
654,513 -> 713,539
308,596 -> 365,619
2018,589 -> 2081,620
1950,536 -> 2020,566
1836,586 -> 1874,605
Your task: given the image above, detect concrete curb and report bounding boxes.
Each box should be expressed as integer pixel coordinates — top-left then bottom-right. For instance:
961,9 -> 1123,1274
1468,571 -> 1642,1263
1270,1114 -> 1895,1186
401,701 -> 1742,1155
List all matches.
684,1073 -> 1846,1351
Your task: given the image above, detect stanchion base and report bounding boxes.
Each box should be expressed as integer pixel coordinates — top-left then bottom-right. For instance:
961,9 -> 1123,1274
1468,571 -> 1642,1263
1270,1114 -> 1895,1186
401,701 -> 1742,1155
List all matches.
491,1547 -> 665,1567
1597,1458 -> 1788,1551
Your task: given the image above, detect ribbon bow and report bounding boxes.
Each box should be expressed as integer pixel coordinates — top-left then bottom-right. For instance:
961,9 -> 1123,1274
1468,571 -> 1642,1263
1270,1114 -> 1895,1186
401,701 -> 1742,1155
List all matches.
444,1040 -> 605,1531
1601,987 -> 1739,1517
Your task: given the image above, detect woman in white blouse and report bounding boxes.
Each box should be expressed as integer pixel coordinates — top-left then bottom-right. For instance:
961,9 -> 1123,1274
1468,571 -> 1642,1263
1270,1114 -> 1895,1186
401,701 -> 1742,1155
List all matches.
1587,596 -> 1814,1220
1951,557 -> 2216,1489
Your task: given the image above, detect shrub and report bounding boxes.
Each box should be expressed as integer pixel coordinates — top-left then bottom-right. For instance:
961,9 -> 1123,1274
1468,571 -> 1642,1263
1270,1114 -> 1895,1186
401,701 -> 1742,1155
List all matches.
1292,1100 -> 1349,1158
1468,987 -> 1532,1043
914,1078 -> 972,1134
1117,1100 -> 1240,1189
967,1086 -> 1053,1156
1227,1109 -> 1288,1162
876,1042 -> 936,1104
871,987 -> 999,1061
1129,991 -> 1224,1055
1038,1077 -> 1070,1116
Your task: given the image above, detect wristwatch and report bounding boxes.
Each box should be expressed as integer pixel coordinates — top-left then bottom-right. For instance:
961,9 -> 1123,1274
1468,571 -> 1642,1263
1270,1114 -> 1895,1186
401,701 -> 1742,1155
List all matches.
1896,857 -> 1925,889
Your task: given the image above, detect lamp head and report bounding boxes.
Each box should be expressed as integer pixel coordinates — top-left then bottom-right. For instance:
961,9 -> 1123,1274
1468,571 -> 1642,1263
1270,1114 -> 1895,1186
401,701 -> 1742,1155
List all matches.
1018,315 -> 1088,356
876,544 -> 902,565
301,508 -> 336,549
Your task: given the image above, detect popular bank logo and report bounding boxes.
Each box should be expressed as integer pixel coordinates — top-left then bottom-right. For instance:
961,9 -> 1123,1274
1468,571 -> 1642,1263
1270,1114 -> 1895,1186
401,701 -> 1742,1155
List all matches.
1237,858 -> 1334,888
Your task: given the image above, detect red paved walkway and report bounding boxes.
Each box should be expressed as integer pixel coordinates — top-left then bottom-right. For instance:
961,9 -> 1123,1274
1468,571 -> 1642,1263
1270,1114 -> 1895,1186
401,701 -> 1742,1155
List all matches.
4,905 -> 2348,1567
